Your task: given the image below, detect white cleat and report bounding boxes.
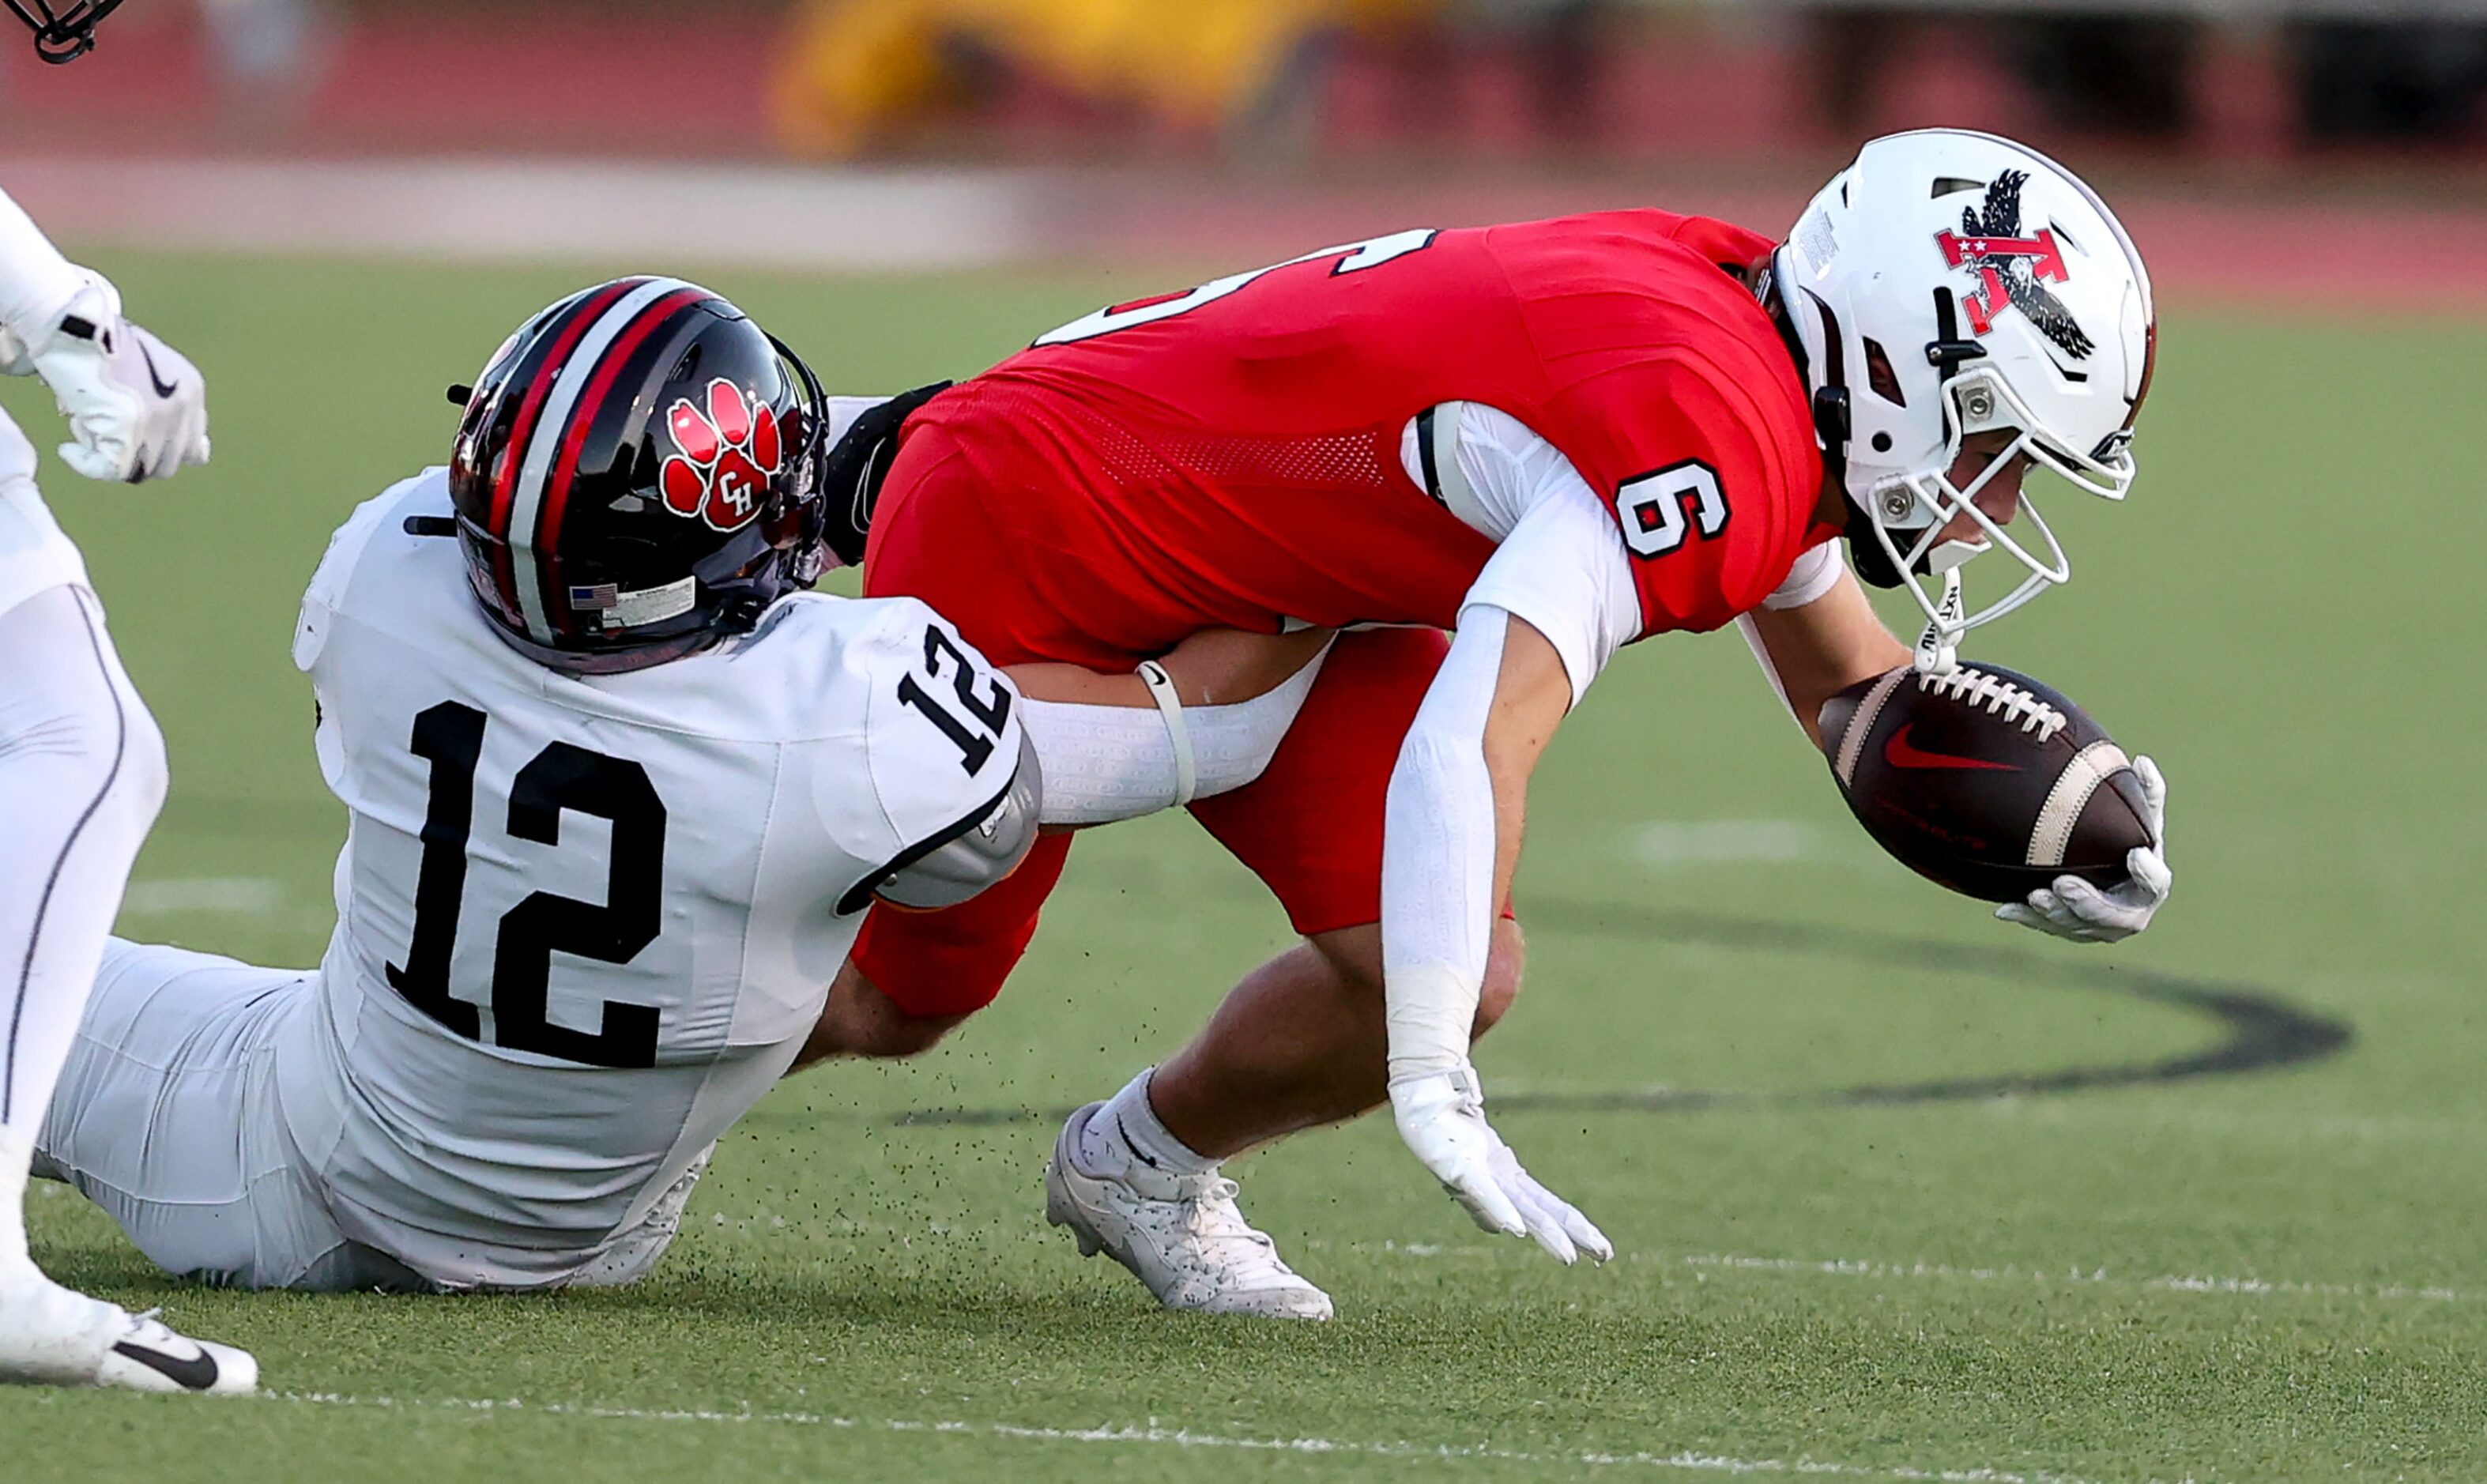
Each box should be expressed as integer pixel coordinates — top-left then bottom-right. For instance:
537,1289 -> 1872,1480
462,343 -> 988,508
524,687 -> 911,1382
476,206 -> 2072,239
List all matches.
1044,1102 -> 1334,1321
94,1308 -> 258,1395
0,1265 -> 256,1395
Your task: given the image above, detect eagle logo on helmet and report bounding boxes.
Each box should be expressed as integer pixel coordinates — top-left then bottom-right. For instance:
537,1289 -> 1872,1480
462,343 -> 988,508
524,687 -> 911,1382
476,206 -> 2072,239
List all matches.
1931,170 -> 2096,361
659,379 -> 782,533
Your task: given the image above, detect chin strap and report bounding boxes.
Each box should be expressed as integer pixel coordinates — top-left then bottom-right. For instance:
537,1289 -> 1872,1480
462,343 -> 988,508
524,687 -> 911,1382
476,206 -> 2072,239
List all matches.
1913,567 -> 1965,676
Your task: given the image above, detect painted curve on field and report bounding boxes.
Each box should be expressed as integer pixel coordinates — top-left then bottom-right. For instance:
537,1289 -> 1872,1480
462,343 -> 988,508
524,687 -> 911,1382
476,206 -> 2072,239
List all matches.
881,904 -> 2353,1126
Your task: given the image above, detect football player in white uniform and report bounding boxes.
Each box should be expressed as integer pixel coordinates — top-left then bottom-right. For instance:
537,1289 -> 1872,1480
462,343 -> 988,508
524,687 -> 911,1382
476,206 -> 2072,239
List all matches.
30,279 -> 1321,1298
0,182 -> 257,1390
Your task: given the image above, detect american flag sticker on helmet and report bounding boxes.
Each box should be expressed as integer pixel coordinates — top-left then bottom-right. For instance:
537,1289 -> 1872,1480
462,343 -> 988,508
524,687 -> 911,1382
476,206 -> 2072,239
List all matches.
610,576 -> 697,628
568,584 -> 619,612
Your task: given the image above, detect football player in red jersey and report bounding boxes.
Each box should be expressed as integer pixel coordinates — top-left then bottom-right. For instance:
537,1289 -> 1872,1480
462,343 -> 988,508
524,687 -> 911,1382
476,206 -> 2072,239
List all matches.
807,130 -> 2174,1318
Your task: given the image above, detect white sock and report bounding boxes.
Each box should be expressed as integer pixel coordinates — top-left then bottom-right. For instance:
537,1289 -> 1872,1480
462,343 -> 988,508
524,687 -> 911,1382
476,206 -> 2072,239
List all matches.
1076,1069 -> 1217,1182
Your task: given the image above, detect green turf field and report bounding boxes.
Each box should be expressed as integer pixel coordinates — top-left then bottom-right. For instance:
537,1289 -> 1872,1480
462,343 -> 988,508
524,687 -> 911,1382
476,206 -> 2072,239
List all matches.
3,253 -> 2482,1482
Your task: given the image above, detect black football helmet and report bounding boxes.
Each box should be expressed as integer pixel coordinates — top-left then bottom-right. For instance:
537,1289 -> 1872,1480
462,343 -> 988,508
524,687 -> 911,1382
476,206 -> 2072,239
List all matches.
6,0 -> 122,62
447,277 -> 832,674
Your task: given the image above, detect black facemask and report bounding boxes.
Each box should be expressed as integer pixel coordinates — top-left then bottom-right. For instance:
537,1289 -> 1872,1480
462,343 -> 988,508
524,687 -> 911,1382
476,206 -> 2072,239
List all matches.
6,0 -> 123,63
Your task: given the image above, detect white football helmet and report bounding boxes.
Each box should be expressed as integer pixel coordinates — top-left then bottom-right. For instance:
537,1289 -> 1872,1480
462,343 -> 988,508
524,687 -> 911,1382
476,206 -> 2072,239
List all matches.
1770,130 -> 2155,669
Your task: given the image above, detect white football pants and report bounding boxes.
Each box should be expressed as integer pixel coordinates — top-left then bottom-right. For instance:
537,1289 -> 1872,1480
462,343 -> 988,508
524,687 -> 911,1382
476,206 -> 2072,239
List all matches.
0,584 -> 164,1143
36,940 -> 704,1292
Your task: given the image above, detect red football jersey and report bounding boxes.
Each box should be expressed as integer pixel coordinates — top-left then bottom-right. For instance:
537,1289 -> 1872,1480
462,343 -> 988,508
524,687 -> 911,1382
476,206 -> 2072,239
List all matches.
889,210 -> 1829,652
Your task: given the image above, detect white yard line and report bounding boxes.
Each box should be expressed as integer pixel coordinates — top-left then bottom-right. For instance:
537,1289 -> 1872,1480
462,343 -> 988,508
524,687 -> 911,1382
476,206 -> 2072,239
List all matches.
1661,1250 -> 2466,1305
688,1220 -> 2470,1306
267,1392 -> 2131,1483
1325,1241 -> 2468,1305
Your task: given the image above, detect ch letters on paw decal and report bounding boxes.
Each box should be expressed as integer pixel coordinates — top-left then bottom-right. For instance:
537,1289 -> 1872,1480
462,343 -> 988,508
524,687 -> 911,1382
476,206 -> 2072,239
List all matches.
661,379 -> 781,533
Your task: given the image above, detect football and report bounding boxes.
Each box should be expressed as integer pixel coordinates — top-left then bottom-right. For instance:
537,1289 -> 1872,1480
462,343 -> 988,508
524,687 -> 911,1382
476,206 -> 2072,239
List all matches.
1817,661 -> 2155,903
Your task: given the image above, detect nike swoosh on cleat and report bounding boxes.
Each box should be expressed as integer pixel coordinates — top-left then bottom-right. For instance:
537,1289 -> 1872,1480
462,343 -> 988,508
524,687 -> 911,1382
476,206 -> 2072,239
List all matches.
1883,723 -> 2021,771
112,1339 -> 220,1391
135,341 -> 179,399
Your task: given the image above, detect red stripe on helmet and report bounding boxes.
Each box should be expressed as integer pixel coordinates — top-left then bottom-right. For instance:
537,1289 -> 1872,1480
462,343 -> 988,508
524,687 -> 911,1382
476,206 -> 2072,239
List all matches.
487,277 -> 646,617
532,286 -> 712,635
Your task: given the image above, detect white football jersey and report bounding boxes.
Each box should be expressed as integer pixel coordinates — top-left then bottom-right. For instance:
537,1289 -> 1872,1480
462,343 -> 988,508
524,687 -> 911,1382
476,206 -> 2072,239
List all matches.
273,468 -> 1027,1286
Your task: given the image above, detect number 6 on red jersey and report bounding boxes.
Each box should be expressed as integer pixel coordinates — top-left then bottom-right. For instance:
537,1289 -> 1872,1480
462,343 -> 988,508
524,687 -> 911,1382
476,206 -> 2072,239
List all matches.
1615,459 -> 1729,559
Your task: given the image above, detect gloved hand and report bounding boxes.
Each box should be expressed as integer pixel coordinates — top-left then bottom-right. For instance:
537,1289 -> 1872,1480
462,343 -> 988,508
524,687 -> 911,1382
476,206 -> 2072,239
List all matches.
1997,754 -> 2170,944
818,379 -> 950,568
23,286 -> 209,484
1389,1062 -> 1612,1264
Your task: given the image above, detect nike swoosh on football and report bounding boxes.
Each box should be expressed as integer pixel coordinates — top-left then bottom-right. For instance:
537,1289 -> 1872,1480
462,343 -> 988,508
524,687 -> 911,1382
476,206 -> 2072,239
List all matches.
1882,723 -> 2021,771
135,341 -> 179,399
113,1339 -> 220,1390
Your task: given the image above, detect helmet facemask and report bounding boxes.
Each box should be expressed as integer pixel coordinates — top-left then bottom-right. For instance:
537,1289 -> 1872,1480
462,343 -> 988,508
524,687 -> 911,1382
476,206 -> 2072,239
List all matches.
755,330 -> 835,593
1856,354 -> 2138,672
5,0 -> 122,62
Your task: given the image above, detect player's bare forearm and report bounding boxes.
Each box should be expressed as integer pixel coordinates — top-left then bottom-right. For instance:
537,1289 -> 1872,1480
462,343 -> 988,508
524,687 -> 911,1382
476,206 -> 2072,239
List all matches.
1479,616 -> 1572,906
1746,569 -> 1910,750
1004,626 -> 1334,709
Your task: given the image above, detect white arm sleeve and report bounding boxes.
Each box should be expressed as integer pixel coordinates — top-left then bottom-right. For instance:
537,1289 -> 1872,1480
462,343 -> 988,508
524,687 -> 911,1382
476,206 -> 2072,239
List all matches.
1462,491 -> 1639,710
1017,641 -> 1332,826
1401,401 -> 1641,709
1376,404 -> 1647,1078
0,189 -> 98,347
1381,604 -> 1511,1079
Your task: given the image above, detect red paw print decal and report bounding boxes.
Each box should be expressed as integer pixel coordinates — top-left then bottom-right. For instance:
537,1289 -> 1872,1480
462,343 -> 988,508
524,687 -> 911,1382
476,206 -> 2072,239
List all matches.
660,379 -> 782,533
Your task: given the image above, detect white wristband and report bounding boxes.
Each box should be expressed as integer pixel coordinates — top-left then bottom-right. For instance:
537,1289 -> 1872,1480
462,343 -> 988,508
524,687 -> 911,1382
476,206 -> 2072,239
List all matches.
1135,658 -> 1196,808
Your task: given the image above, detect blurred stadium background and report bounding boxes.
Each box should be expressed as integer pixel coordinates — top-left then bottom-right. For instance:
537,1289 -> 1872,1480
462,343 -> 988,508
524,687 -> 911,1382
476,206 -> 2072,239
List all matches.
6,0 -> 2487,297
8,4 -> 2487,1480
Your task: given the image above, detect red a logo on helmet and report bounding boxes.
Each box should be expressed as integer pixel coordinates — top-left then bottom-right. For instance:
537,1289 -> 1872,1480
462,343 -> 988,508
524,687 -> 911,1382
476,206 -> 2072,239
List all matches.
1929,169 -> 2096,360
660,379 -> 782,533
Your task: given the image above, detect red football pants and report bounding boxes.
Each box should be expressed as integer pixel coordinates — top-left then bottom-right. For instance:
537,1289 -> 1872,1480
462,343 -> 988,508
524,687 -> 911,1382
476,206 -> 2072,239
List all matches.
852,425 -> 1447,1019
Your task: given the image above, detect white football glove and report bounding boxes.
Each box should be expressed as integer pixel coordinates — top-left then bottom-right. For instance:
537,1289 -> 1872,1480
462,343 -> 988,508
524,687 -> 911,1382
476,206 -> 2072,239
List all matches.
23,288 -> 210,484
1996,754 -> 2170,944
1389,1063 -> 1612,1265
